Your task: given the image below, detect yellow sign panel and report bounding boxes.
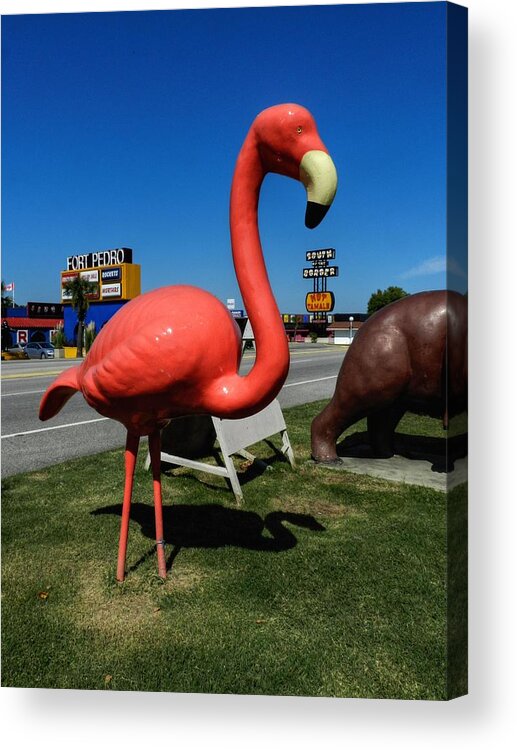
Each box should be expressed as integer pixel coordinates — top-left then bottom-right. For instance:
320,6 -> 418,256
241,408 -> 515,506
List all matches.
60,263 -> 141,303
305,291 -> 335,312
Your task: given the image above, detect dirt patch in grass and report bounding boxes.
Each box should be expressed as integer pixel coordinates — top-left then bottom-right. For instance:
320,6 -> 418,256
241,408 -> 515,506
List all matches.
71,561 -> 207,638
28,472 -> 51,481
299,463 -> 408,495
72,564 -> 156,637
168,562 -> 208,591
310,500 -> 363,518
270,492 -> 363,519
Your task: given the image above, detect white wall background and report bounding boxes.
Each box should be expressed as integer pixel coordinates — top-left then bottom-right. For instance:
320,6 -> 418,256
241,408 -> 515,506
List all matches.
1,1 -> 515,748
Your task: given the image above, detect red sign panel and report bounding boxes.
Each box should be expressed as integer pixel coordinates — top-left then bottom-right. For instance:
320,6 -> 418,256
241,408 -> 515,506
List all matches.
61,271 -> 99,301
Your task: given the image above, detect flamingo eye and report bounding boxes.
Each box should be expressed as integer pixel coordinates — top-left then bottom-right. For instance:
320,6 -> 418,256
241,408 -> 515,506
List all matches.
297,126 -> 303,134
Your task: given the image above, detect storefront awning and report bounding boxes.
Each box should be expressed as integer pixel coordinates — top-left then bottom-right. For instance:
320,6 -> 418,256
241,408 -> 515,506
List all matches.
3,317 -> 63,329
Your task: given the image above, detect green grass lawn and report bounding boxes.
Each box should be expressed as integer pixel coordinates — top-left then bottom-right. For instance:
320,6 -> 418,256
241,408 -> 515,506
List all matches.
1,402 -> 467,699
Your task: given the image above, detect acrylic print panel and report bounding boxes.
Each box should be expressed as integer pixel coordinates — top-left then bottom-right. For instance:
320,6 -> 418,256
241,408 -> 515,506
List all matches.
1,2 -> 467,700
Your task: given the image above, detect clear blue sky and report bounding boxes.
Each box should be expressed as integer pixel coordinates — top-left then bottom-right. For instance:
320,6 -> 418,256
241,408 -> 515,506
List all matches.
2,2 -> 460,313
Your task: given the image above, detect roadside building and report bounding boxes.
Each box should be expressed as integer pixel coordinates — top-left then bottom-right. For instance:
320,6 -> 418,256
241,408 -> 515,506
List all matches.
2,247 -> 141,351
326,313 -> 368,344
2,304 -> 64,349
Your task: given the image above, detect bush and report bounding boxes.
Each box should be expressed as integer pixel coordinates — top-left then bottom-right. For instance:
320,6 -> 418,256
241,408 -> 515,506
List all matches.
52,327 -> 66,348
309,331 -> 318,343
84,321 -> 96,353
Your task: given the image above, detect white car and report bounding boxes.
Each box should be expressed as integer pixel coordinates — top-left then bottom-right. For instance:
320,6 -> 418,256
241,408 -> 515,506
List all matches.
24,342 -> 55,359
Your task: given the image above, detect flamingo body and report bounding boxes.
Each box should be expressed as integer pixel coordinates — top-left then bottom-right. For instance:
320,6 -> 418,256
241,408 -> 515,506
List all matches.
40,285 -> 247,434
39,103 -> 338,580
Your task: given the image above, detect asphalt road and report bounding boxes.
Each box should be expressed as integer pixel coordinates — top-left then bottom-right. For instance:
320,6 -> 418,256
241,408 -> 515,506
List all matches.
1,344 -> 346,477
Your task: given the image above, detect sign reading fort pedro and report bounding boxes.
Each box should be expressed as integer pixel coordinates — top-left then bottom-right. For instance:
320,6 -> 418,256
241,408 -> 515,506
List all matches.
60,247 -> 140,303
66,247 -> 133,271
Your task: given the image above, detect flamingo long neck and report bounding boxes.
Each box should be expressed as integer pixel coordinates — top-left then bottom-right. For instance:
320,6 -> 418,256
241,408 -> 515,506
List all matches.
208,130 -> 289,418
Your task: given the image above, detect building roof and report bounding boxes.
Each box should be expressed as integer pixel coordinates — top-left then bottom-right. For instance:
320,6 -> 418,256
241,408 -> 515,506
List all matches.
3,317 -> 63,329
327,321 -> 365,331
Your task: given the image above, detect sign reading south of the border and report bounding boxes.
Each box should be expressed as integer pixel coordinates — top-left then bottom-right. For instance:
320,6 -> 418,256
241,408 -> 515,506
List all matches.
302,266 -> 339,279
66,247 -> 132,271
306,248 -> 335,262
305,292 -> 335,312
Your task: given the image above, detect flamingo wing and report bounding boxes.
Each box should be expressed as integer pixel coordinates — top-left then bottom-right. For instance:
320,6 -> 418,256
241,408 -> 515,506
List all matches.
39,366 -> 81,421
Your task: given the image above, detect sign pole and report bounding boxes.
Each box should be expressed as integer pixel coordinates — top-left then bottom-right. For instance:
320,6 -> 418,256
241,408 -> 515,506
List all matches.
303,248 -> 338,319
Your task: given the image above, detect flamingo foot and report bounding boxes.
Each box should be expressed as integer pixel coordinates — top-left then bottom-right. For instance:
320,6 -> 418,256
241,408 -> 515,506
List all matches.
149,430 -> 167,579
117,432 -> 140,582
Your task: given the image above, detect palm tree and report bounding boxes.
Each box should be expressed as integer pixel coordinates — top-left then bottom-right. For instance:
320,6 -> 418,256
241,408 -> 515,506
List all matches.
62,277 -> 98,357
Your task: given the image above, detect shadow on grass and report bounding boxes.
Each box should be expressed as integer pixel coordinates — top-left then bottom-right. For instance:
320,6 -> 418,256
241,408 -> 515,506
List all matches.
92,503 -> 325,573
337,431 -> 468,473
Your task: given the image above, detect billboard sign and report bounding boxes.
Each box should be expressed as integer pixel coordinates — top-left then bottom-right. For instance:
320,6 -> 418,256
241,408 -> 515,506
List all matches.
80,270 -> 99,283
302,266 -> 339,278
306,248 -> 335,262
28,302 -> 64,319
61,270 -> 99,300
101,267 -> 122,282
101,283 -> 122,298
305,292 -> 335,312
61,263 -> 140,303
66,247 -> 133,271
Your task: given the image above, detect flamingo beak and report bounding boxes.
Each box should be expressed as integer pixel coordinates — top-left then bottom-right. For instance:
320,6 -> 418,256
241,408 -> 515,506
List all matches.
300,150 -> 338,228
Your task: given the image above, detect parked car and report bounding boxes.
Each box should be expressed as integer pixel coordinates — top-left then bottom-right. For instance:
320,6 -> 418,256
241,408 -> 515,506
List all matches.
6,343 -> 29,359
24,342 -> 55,359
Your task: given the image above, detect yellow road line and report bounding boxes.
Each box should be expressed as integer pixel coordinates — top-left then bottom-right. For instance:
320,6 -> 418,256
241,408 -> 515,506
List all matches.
1,369 -> 71,380
242,346 -> 345,361
2,347 -> 345,380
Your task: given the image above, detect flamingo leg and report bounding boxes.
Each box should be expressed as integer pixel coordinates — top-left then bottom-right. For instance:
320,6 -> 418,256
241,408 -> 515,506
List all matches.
149,429 -> 167,579
116,431 -> 140,582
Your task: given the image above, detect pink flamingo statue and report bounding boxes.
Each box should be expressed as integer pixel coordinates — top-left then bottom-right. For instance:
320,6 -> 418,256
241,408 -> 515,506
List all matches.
39,104 -> 338,581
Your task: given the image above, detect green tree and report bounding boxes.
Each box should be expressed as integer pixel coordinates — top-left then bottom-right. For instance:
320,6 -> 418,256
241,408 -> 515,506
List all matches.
367,286 -> 409,315
62,277 -> 98,357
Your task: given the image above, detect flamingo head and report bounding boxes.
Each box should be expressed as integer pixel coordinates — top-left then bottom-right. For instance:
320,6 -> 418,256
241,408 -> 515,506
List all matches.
252,103 -> 338,228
